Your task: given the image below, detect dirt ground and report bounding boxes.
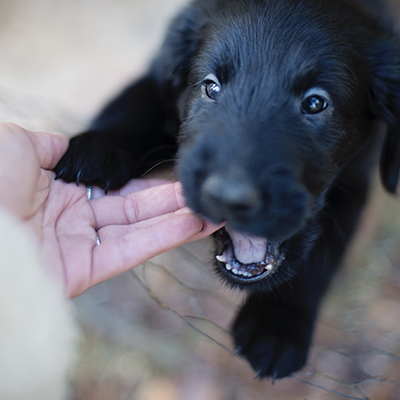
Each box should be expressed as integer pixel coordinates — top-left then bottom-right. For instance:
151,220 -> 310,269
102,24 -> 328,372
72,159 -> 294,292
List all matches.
1,1 -> 400,399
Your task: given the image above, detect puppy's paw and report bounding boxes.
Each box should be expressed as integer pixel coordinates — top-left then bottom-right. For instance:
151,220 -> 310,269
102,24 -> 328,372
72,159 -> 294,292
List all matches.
232,297 -> 313,379
54,132 -> 133,192
233,324 -> 309,379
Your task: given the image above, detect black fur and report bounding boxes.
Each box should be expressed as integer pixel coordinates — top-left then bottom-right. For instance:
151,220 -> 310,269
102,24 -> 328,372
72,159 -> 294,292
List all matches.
55,0 -> 400,379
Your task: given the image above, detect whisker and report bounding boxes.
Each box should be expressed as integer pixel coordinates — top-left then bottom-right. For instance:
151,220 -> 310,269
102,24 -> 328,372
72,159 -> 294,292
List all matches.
139,159 -> 176,179
135,144 -> 177,168
321,207 -> 347,247
331,179 -> 356,203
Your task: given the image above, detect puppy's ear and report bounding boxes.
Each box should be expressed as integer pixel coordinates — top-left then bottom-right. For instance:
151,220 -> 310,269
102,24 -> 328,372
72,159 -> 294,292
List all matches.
153,7 -> 206,91
367,37 -> 400,194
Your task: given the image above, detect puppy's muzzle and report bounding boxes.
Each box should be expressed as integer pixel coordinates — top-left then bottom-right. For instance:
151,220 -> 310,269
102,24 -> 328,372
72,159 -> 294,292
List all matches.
198,168 -> 309,284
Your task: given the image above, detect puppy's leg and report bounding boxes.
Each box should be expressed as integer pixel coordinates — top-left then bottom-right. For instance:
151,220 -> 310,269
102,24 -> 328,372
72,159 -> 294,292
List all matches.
55,75 -> 178,191
233,276 -> 317,379
232,221 -> 348,379
233,136 -> 378,379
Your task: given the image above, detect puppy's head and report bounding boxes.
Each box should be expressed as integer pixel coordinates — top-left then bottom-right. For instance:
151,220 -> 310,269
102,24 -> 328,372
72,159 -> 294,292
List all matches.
160,0 -> 400,290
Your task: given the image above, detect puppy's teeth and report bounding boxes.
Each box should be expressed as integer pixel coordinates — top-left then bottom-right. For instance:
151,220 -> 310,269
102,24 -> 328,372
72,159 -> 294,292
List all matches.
216,255 -> 226,263
232,268 -> 238,275
225,264 -> 232,271
265,264 -> 273,270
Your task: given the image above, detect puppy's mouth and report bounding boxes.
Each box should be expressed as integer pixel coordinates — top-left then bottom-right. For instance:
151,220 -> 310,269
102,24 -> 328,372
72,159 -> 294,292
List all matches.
215,226 -> 285,284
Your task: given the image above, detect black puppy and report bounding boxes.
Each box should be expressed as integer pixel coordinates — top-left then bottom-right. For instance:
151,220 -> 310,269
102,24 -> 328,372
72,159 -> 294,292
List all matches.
55,0 -> 400,379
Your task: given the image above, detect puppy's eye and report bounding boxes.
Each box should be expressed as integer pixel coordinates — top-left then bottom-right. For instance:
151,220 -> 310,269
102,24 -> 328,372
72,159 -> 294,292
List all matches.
301,95 -> 328,114
204,80 -> 221,100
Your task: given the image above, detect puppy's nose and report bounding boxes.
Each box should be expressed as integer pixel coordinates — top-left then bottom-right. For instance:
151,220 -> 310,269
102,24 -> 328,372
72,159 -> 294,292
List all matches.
201,174 -> 260,217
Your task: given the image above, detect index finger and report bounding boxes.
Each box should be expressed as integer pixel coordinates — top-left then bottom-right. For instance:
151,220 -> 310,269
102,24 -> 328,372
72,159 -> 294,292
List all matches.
91,181 -> 187,228
90,210 -> 225,289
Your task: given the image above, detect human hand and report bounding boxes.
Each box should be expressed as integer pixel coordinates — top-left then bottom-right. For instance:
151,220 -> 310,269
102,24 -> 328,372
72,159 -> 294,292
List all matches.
0,123 -> 223,298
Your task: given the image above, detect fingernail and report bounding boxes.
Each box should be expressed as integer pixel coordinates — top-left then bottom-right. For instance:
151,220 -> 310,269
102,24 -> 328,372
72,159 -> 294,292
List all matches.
175,207 -> 192,215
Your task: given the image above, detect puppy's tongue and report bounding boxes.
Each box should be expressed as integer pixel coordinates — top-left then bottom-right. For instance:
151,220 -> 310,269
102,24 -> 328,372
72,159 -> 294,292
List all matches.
225,225 -> 267,264
216,226 -> 283,280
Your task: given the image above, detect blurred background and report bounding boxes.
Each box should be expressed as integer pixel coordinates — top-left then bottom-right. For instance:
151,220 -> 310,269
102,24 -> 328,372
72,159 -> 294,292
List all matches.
0,0 -> 400,399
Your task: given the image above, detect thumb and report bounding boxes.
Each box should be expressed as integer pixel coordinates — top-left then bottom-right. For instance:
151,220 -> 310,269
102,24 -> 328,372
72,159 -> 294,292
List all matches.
27,130 -> 69,170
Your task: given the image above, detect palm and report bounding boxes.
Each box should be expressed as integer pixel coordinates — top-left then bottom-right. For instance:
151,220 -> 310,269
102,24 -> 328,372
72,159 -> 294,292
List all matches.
36,178 -> 97,297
